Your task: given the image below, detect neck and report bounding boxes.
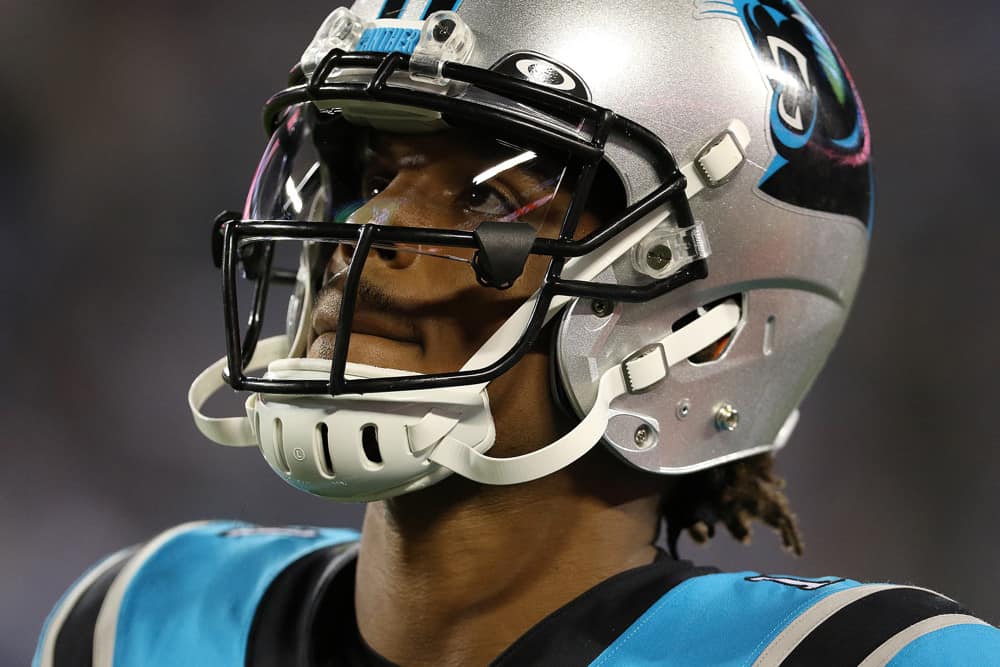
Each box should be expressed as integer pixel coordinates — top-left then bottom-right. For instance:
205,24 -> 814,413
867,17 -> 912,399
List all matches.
354,450 -> 661,667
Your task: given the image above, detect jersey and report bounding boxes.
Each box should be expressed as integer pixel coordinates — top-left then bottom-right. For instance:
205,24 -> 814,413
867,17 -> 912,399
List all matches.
35,521 -> 1000,666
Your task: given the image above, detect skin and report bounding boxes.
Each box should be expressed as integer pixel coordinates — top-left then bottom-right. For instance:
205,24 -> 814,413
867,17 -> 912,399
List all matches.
306,128 -> 665,666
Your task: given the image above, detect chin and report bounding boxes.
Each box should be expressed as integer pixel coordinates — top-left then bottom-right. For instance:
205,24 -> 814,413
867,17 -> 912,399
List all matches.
308,332 -> 425,373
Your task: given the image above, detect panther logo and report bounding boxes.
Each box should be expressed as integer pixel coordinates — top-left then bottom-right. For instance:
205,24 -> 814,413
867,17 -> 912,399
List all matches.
700,0 -> 873,225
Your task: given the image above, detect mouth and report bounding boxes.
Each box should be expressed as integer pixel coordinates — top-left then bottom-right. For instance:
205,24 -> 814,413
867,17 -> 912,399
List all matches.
308,290 -> 422,361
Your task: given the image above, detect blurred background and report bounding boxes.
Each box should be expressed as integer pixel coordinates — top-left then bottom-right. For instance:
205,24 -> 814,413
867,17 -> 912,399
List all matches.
2,1 -> 998,664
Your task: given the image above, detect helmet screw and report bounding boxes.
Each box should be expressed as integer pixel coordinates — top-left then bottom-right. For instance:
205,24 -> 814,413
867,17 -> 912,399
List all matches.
433,19 -> 456,42
714,404 -> 740,432
646,244 -> 673,271
634,425 -> 653,448
676,399 -> 691,420
591,299 -> 614,318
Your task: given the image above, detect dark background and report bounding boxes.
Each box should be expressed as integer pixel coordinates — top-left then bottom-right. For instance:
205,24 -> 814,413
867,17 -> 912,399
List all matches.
2,1 -> 998,664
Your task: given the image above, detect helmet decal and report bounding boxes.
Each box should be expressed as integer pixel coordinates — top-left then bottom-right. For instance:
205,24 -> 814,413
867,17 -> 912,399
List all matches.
700,0 -> 873,225
377,0 -> 410,19
419,0 -> 465,19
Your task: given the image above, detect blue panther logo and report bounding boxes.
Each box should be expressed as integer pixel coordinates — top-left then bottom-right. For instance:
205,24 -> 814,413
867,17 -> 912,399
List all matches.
700,0 -> 873,225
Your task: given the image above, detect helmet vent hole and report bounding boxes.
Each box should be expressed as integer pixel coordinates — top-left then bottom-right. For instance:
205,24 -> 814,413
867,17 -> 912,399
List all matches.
764,315 -> 776,356
361,424 -> 383,465
273,418 -> 290,474
672,294 -> 743,364
316,423 -> 335,478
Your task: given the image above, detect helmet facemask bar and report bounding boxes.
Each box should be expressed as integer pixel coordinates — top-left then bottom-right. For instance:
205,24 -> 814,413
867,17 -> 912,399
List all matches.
218,50 -> 705,398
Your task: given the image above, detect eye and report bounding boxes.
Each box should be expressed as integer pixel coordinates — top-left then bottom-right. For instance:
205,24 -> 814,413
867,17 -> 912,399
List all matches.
462,182 -> 518,218
362,174 -> 392,200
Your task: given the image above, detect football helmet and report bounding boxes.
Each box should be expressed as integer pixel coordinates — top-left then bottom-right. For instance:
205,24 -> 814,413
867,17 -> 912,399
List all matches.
190,0 -> 872,501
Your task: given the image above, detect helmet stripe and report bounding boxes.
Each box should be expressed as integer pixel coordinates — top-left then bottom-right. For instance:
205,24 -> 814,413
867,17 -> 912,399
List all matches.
378,0 -> 408,19
421,0 -> 463,20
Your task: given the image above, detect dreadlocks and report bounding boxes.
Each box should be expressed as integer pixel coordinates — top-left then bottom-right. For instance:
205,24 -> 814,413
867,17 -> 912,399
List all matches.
660,453 -> 803,559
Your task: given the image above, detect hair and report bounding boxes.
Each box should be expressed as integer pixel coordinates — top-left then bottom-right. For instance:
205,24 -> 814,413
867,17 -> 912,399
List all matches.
660,453 -> 804,559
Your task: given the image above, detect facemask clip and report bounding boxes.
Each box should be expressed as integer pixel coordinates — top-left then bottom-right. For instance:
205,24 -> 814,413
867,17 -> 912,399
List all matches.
471,221 -> 538,289
300,8 -> 368,77
409,11 -> 477,86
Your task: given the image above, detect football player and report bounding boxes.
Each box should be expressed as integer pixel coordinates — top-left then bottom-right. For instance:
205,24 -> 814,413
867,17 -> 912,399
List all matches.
35,0 -> 1000,665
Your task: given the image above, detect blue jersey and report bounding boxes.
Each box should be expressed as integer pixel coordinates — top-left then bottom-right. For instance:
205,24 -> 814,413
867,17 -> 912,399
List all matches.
35,521 -> 1000,666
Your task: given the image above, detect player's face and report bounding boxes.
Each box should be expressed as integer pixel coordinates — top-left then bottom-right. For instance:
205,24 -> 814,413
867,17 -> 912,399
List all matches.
306,128 -> 600,376
301,127 -> 604,461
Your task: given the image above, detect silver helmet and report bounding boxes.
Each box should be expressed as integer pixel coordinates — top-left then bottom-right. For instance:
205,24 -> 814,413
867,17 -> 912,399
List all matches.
190,0 -> 872,501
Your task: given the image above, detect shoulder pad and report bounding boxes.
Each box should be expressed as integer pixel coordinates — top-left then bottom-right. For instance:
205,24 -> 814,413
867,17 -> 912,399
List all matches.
33,547 -> 136,667
34,521 -> 358,667
592,571 -> 998,666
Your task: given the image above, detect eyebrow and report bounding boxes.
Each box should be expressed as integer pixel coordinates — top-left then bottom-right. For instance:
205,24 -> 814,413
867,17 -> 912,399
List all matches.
365,131 -> 561,187
398,154 -> 429,169
363,136 -> 428,169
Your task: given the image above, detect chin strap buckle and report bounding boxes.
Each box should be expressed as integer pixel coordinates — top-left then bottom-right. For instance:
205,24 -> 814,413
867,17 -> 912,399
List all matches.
620,299 -> 741,395
622,344 -> 669,394
683,120 -> 751,192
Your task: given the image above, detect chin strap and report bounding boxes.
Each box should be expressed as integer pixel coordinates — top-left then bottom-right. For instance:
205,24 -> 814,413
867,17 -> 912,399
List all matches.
427,300 -> 741,485
189,299 -> 741,488
189,336 -> 290,447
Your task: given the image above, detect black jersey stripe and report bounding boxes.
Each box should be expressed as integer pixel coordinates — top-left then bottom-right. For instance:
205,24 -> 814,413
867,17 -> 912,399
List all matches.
246,542 -> 359,667
378,0 -> 408,19
492,553 -> 715,666
51,550 -> 135,667
421,0 -> 462,19
779,587 -> 969,667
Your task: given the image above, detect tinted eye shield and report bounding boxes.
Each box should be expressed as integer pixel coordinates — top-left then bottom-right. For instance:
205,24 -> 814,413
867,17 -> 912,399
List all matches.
215,50 -> 705,398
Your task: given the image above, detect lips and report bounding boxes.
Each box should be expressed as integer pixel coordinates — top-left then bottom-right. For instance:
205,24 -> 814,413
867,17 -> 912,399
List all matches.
308,288 -> 421,360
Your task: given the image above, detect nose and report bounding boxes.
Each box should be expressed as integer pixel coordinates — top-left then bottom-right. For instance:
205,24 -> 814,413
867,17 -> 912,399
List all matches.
335,190 -> 422,270
333,242 -> 406,268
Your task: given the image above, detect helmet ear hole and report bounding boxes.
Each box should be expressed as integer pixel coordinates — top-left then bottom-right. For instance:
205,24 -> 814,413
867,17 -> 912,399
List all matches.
689,332 -> 734,364
672,294 -> 744,364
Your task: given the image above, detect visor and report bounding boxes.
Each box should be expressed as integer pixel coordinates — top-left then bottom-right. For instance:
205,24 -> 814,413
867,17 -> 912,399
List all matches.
245,103 -> 574,238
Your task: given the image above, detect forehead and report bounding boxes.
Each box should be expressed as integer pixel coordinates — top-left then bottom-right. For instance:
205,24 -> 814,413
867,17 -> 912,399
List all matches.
359,126 -> 564,188
364,127 -> 529,163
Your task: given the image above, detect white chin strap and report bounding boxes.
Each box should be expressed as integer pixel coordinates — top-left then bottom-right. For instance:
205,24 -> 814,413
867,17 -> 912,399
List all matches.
426,300 -> 740,484
188,121 -> 752,500
189,300 -> 739,498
